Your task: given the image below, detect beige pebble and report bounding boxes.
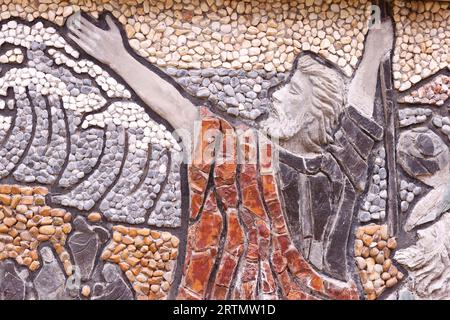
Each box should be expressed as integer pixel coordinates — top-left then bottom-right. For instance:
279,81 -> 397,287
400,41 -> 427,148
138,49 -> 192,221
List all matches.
388,265 -> 398,277
381,272 -> 391,281
387,238 -> 397,249
150,284 -> 160,293
39,226 -> 55,235
161,232 -> 172,241
161,281 -> 170,291
359,270 -> 368,284
62,224 -> 72,234
362,234 -> 372,246
354,239 -> 364,256
87,212 -> 102,222
361,247 -> 370,258
3,217 -> 16,227
377,240 -> 387,250
363,281 -> 374,294
113,231 -> 122,243
369,247 -> 379,257
375,253 -> 385,265
383,259 -> 392,272
355,257 -> 366,270
171,236 -> 180,247
373,278 -> 384,289
373,264 -> 383,274
81,285 -> 91,297
386,277 -> 398,288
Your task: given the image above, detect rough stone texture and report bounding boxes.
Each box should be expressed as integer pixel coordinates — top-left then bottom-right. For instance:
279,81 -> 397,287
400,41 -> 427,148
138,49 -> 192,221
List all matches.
0,260 -> 26,300
68,216 -> 107,281
101,226 -> 179,300
167,67 -> 281,120
393,1 -> 450,91
395,212 -> 450,300
354,224 -> 403,300
399,75 -> 450,106
358,148 -> 388,222
178,110 -> 359,300
33,247 -> 71,300
91,263 -> 134,300
1,0 -> 450,301
0,20 -> 183,228
0,0 -> 372,76
0,185 -> 74,276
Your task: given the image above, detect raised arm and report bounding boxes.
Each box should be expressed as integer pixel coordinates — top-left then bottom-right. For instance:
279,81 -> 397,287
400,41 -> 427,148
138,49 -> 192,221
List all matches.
347,19 -> 394,118
66,13 -> 199,134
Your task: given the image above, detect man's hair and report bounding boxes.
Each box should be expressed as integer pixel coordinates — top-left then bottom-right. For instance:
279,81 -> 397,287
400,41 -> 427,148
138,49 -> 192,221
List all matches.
295,55 -> 345,152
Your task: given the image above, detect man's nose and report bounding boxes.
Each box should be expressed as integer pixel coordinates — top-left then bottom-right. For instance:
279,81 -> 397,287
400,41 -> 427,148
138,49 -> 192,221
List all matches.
272,87 -> 284,102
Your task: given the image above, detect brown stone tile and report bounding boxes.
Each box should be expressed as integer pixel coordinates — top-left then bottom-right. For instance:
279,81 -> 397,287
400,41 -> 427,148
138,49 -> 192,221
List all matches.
214,163 -> 237,186
223,209 -> 244,255
261,175 -> 278,202
192,208 -> 223,251
214,252 -> 238,287
176,287 -> 202,300
188,166 -> 209,193
210,284 -> 228,300
183,250 -> 215,297
260,260 -> 276,295
241,260 -> 258,282
241,280 -> 257,300
216,184 -> 238,210
189,193 -> 203,220
242,184 -> 266,219
271,250 -> 287,274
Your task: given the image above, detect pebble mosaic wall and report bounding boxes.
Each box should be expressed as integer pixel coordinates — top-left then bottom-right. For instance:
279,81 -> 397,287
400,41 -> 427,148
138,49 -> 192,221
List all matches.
0,0 -> 374,120
0,0 -> 450,301
393,0 -> 450,91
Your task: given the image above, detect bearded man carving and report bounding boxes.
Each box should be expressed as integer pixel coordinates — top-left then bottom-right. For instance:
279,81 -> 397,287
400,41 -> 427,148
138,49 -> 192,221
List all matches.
65,13 -> 394,299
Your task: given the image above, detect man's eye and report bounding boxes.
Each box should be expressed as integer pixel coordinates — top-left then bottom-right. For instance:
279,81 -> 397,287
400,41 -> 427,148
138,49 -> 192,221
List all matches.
289,88 -> 301,95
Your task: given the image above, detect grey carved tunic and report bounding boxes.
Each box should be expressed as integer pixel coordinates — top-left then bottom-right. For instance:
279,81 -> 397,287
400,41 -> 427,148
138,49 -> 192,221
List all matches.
279,105 -> 384,282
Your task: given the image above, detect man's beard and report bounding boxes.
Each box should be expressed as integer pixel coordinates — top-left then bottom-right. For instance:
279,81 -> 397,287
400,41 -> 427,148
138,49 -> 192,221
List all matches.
259,102 -> 326,156
260,105 -> 301,140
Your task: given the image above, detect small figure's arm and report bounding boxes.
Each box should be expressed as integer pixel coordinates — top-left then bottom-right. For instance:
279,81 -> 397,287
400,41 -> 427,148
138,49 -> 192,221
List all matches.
66,14 -> 199,135
347,19 -> 394,118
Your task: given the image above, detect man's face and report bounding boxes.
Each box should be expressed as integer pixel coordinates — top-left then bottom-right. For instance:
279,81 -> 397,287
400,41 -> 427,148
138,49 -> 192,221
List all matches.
261,69 -> 312,140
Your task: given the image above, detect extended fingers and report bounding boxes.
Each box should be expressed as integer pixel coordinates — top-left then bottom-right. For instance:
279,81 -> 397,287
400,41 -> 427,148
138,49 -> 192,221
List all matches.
68,22 -> 99,44
67,32 -> 96,53
71,22 -> 100,41
79,16 -> 101,36
67,32 -> 83,47
68,26 -> 84,40
67,14 -> 100,38
79,22 -> 101,40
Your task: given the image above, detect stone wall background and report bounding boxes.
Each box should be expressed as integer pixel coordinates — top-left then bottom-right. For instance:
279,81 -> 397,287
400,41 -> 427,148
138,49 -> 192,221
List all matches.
0,0 -> 372,75
0,0 -> 372,120
1,0 -> 450,301
393,0 -> 449,91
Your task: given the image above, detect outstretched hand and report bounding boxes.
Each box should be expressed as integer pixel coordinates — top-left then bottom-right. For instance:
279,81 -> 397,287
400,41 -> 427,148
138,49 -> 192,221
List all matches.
66,13 -> 127,67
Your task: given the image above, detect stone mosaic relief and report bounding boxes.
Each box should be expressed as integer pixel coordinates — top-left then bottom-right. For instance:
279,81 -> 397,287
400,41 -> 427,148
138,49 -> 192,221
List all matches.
0,0 -> 449,301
